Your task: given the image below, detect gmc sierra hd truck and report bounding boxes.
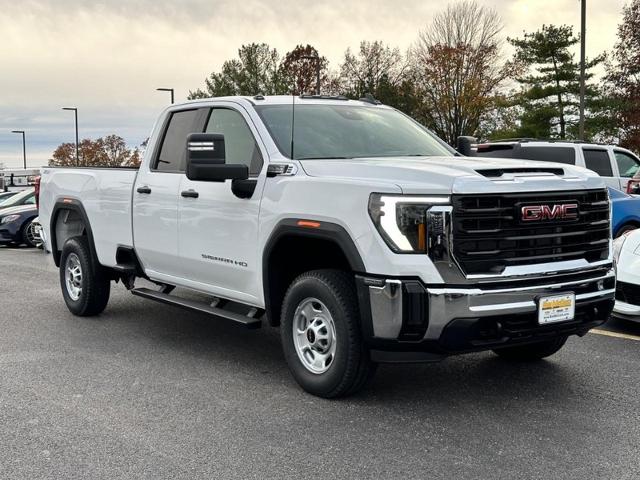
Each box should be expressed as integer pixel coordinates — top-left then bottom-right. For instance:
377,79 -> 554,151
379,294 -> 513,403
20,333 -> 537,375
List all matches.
39,95 -> 615,398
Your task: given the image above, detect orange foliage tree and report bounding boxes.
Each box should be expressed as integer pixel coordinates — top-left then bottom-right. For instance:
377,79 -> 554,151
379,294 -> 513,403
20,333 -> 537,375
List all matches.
49,135 -> 141,167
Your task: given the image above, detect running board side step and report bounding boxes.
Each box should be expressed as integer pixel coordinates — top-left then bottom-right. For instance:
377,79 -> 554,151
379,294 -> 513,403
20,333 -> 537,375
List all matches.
131,288 -> 262,329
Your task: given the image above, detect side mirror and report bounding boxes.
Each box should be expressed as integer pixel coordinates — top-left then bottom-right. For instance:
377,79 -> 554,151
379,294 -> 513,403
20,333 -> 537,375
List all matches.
456,136 -> 477,156
185,133 -> 248,182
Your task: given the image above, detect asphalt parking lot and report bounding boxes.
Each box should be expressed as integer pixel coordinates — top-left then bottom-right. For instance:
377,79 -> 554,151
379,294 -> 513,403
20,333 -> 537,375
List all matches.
1,246 -> 639,480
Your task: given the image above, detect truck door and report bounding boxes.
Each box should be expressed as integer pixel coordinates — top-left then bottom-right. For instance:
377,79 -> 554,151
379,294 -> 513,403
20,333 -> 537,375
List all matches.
581,147 -> 621,190
177,104 -> 266,306
132,108 -> 208,280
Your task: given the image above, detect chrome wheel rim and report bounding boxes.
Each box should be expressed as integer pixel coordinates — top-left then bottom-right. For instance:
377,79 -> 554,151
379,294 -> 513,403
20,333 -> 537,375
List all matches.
25,221 -> 38,246
64,253 -> 83,301
292,297 -> 337,374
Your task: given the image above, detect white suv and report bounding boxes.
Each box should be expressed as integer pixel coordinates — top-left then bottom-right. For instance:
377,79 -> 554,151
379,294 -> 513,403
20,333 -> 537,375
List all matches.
475,140 -> 640,191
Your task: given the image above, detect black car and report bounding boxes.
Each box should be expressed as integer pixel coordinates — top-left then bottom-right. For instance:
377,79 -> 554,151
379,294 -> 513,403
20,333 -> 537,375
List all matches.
0,188 -> 35,211
0,204 -> 39,247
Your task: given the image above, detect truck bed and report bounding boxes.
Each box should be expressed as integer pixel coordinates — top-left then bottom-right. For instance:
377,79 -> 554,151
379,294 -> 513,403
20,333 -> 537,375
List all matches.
39,167 -> 138,268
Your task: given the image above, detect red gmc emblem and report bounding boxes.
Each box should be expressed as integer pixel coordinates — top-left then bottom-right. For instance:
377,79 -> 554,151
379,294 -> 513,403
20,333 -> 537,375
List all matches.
521,203 -> 579,222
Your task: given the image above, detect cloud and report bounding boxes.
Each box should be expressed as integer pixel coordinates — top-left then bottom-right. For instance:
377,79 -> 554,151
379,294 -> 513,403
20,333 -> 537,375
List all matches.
0,0 -> 629,168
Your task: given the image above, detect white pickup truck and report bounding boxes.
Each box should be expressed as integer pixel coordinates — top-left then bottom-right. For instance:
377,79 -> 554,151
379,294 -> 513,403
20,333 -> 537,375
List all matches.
39,95 -> 615,397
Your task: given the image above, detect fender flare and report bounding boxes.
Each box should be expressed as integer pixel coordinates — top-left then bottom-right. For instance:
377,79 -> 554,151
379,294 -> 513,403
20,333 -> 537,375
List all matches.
49,199 -> 97,267
262,218 -> 366,324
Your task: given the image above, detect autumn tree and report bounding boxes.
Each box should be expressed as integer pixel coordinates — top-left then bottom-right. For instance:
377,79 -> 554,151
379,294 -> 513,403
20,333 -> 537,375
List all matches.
340,41 -> 409,101
411,0 -> 515,145
279,44 -> 328,95
603,0 -> 640,150
476,91 -> 523,140
188,43 -> 288,98
509,24 -> 604,140
49,135 -> 140,167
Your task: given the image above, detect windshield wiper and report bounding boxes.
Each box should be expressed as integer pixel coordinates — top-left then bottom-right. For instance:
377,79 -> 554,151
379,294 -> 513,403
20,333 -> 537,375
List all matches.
399,154 -> 431,157
297,156 -> 353,160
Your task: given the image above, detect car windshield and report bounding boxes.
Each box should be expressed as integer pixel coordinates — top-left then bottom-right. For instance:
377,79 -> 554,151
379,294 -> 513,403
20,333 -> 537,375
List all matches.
0,188 -> 33,208
254,104 -> 453,160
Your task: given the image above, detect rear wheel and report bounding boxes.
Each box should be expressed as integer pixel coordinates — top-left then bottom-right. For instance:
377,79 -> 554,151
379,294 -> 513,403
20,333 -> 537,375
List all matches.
59,236 -> 110,316
280,269 -> 376,398
492,336 -> 567,361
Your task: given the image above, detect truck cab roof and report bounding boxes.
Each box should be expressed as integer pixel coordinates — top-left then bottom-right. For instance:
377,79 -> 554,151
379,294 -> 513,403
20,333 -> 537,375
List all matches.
175,95 -> 393,109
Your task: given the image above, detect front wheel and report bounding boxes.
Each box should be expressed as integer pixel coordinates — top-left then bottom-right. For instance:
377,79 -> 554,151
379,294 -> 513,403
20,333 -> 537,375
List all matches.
280,269 -> 376,398
59,236 -> 111,316
615,224 -> 638,238
492,336 -> 568,361
21,219 -> 39,248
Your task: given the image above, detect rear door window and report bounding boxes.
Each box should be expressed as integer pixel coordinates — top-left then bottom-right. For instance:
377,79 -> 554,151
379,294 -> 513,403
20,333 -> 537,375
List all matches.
477,145 -> 576,164
475,144 -> 516,158
155,109 -> 207,172
614,151 -> 640,178
519,146 -> 576,164
583,149 -> 614,177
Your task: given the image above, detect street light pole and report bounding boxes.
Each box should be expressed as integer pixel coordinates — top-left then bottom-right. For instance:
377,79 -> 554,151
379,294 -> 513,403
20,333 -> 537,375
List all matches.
579,0 -> 586,141
157,88 -> 175,104
301,55 -> 321,95
62,107 -> 79,166
11,130 -> 26,169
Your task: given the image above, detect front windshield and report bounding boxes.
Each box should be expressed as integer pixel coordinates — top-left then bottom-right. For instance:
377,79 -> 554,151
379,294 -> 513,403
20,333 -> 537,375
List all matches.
255,104 -> 453,160
0,188 -> 33,208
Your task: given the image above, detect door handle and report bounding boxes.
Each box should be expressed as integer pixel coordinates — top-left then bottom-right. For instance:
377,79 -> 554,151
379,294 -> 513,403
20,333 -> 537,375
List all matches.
181,189 -> 199,198
136,186 -> 152,194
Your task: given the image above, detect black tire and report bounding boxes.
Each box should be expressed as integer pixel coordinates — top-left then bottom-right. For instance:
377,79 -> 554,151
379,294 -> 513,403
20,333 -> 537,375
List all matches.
59,236 -> 110,316
615,224 -> 638,238
492,336 -> 568,362
280,269 -> 377,398
21,219 -> 38,248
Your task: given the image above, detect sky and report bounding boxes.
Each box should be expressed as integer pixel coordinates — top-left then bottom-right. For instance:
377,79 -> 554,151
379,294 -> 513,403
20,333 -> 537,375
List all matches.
0,0 -> 629,168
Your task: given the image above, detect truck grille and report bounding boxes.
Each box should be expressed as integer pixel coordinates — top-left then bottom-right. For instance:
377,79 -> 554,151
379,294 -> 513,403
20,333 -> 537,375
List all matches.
451,189 -> 610,275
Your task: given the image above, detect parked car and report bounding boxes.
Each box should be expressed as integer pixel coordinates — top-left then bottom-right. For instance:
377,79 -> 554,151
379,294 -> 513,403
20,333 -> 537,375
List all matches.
474,139 -> 640,191
612,229 -> 640,322
610,187 -> 640,237
0,204 -> 39,247
0,187 -> 35,211
0,191 -> 18,202
39,96 -> 615,398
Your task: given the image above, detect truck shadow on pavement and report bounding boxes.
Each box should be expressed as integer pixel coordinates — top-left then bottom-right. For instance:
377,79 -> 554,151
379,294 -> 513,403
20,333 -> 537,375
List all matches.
103,290 -> 600,407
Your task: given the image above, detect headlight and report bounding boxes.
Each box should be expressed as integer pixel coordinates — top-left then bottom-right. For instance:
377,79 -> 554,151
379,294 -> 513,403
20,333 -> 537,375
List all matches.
368,194 -> 450,253
0,214 -> 20,225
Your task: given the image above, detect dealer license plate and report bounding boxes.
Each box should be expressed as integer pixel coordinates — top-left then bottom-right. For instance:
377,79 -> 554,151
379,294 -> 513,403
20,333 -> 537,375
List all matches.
538,293 -> 575,325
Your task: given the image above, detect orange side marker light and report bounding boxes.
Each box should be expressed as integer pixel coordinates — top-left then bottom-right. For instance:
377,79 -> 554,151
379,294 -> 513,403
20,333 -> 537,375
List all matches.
297,220 -> 321,229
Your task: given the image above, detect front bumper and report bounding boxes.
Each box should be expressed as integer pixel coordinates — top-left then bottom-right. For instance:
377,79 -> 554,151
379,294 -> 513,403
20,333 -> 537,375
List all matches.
356,267 -> 616,362
0,225 -> 20,243
612,281 -> 640,322
612,301 -> 640,322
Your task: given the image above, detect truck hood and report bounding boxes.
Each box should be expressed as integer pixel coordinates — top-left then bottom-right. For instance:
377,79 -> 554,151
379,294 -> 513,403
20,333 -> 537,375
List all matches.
299,156 -> 605,194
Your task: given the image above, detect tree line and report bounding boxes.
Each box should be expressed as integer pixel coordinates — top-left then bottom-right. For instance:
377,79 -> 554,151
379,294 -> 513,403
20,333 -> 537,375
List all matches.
49,0 -> 640,167
188,0 -> 639,151
50,135 -> 141,167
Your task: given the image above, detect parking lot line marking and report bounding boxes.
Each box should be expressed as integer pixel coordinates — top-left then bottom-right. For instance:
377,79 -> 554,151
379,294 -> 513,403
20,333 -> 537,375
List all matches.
590,329 -> 640,342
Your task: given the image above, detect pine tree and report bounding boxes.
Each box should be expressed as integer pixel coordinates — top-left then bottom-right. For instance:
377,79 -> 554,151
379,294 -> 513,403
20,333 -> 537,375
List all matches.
509,25 -> 603,139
